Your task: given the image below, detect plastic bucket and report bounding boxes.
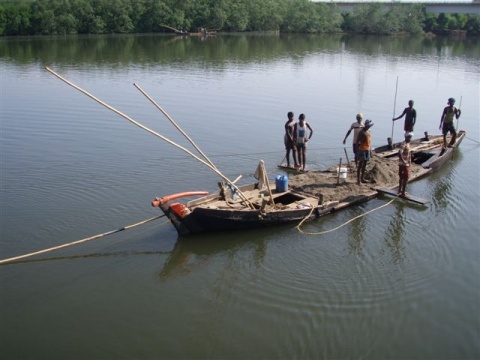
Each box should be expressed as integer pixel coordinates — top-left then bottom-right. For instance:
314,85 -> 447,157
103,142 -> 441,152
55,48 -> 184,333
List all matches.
275,175 -> 288,192
337,167 -> 347,179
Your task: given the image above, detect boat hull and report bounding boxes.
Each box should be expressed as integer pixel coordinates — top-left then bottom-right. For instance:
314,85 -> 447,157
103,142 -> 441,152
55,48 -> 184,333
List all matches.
155,131 -> 465,236
162,205 -> 319,235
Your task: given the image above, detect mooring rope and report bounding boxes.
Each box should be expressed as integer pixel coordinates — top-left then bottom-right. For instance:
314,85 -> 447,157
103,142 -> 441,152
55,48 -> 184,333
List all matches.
296,197 -> 398,235
0,215 -> 166,265
465,136 -> 480,144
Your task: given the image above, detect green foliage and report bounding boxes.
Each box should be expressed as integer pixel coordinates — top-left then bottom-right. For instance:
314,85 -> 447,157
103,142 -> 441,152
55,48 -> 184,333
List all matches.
464,15 -> 480,35
245,0 -> 285,31
224,0 -> 249,32
281,0 -> 342,34
342,3 -> 404,34
0,0 -> 478,36
1,0 -> 31,35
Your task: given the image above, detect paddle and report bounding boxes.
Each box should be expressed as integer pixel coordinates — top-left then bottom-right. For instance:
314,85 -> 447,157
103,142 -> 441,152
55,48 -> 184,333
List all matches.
387,76 -> 399,150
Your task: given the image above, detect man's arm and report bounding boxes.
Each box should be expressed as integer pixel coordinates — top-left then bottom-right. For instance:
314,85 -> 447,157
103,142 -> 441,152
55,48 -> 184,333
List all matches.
393,108 -> 407,121
439,108 -> 446,129
343,129 -> 352,144
307,123 -> 313,140
285,123 -> 294,142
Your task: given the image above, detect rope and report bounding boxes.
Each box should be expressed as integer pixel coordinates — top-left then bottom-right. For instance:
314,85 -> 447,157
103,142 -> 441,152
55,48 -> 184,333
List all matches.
465,136 -> 480,144
0,214 -> 166,265
296,197 -> 398,235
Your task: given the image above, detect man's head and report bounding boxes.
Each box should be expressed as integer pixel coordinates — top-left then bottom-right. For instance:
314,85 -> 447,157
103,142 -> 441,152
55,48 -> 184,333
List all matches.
288,111 -> 294,119
408,100 -> 414,107
299,113 -> 305,122
448,98 -> 455,106
356,113 -> 363,122
364,119 -> 374,129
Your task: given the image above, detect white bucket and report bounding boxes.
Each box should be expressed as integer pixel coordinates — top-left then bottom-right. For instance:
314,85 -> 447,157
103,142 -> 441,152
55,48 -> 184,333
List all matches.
337,167 -> 347,179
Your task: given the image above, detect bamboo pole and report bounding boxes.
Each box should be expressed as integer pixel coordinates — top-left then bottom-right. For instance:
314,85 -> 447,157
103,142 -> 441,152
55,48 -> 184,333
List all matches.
45,67 -> 255,209
456,95 -> 462,130
0,215 -> 164,265
134,83 -> 219,171
261,160 -> 275,204
388,76 -> 399,149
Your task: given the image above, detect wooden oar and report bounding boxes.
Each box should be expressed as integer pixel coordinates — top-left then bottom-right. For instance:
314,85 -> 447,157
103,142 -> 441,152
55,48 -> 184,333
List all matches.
376,187 -> 428,205
134,83 -> 219,172
45,67 -> 255,209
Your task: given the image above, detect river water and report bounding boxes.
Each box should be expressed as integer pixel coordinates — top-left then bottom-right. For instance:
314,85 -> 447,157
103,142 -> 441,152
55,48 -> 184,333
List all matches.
1,34 -> 479,359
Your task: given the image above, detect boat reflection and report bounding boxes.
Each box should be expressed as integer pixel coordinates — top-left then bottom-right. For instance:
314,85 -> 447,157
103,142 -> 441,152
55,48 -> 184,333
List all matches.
158,231 -> 268,282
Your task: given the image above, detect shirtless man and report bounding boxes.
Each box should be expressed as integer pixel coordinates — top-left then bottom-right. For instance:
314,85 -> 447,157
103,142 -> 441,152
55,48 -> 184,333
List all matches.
393,100 -> 417,138
439,97 -> 461,149
343,113 -> 364,167
284,111 -> 298,168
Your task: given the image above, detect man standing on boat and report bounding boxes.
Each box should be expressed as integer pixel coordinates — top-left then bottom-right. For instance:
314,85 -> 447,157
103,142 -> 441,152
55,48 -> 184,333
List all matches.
398,133 -> 412,196
293,114 -> 313,172
356,119 -> 373,185
343,113 -> 365,168
393,100 -> 416,137
284,111 -> 298,169
439,97 -> 461,149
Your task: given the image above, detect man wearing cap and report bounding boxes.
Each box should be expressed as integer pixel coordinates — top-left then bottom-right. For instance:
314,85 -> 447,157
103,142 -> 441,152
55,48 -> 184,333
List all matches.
398,133 -> 412,196
343,113 -> 365,168
356,119 -> 373,185
439,97 -> 461,149
393,99 -> 417,138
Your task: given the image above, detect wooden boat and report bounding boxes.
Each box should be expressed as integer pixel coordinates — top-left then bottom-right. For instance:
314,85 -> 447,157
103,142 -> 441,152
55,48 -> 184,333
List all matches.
44,66 -> 465,237
277,163 -> 309,173
373,130 -> 465,171
152,131 -> 465,236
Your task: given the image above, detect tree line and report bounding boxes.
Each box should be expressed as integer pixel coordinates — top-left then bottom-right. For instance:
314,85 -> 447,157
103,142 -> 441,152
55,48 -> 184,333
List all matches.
1,0 -> 479,36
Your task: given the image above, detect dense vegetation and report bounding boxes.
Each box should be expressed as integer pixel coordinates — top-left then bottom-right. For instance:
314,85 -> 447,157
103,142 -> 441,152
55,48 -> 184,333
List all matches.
0,0 -> 479,36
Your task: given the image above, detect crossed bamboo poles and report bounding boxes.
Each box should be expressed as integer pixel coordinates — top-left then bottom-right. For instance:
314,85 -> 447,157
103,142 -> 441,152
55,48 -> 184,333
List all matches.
45,67 -> 255,209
